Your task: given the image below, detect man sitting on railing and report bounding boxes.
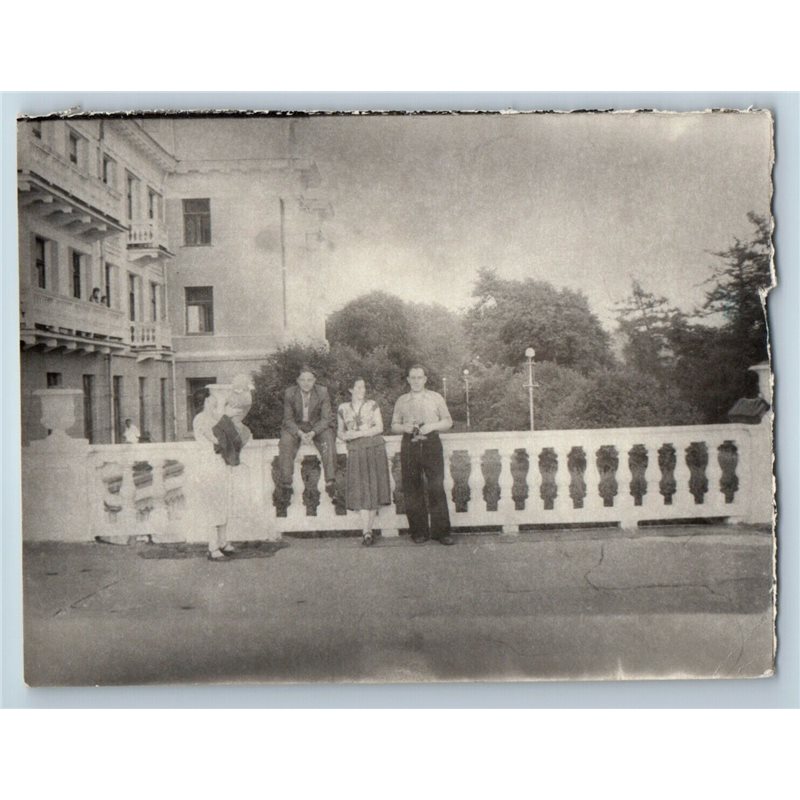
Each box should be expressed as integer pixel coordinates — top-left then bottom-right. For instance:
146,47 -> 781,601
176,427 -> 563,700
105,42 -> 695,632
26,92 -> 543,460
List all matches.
277,367 -> 337,499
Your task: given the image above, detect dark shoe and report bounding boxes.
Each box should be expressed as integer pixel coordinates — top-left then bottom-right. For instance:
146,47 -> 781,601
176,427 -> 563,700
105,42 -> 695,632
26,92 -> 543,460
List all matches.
437,534 -> 455,546
411,534 -> 429,544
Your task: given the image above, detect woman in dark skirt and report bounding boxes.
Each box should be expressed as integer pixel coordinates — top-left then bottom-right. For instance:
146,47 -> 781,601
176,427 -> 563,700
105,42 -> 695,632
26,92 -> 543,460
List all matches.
337,377 -> 392,545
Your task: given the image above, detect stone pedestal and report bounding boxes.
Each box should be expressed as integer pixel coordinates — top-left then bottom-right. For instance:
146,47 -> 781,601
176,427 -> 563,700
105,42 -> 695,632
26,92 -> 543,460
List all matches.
23,389 -> 90,542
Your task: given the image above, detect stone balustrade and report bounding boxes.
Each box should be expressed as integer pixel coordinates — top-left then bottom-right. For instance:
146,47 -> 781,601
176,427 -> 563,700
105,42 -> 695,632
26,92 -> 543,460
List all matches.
21,422 -> 771,544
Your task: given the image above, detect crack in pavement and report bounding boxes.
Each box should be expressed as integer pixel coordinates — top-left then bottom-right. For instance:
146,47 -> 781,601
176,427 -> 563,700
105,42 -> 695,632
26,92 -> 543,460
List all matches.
583,543 -> 606,591
52,579 -> 121,617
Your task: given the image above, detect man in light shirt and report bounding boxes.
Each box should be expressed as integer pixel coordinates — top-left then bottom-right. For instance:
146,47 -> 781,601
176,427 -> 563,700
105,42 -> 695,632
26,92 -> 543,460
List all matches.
122,418 -> 140,444
391,364 -> 454,545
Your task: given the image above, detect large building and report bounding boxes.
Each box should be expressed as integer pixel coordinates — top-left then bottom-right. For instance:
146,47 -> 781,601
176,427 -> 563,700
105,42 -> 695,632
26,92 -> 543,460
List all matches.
18,117 -> 331,444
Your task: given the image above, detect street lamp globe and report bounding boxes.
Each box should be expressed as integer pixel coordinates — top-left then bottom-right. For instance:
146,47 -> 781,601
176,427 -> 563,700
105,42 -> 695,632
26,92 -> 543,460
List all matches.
525,347 -> 535,359
463,368 -> 469,377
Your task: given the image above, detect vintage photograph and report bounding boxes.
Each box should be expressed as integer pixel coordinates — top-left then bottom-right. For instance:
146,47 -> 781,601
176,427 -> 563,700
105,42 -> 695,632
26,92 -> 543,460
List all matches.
18,110 -> 775,685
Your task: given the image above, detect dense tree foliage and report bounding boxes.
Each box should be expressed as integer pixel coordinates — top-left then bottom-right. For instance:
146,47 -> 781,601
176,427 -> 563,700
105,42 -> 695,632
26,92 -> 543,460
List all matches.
248,215 -> 770,436
465,268 -> 615,373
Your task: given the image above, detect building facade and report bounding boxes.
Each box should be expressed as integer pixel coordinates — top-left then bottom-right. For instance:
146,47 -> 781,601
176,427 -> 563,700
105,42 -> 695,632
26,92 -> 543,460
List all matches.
19,117 -> 331,444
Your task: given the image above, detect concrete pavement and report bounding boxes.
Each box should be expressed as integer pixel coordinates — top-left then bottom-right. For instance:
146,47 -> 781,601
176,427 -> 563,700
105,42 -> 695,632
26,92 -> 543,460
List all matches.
23,526 -> 774,685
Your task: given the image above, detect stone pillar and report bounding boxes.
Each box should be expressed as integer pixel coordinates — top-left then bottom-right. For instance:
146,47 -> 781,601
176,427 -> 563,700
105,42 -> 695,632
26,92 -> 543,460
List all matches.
746,362 -> 774,525
22,389 -> 91,542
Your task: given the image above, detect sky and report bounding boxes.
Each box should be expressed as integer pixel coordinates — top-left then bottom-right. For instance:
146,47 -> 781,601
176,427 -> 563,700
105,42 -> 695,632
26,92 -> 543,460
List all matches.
168,112 -> 773,329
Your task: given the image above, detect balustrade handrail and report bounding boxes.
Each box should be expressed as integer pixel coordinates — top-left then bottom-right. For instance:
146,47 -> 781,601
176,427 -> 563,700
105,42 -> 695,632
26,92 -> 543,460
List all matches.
23,285 -> 127,319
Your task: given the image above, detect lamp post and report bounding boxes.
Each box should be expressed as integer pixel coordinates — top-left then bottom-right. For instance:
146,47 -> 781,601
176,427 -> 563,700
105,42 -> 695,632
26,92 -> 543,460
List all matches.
524,347 -> 536,432
462,368 -> 471,430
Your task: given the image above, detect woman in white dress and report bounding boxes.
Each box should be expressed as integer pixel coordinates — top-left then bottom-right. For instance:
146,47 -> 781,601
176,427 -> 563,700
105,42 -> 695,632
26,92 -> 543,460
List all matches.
192,391 -> 235,561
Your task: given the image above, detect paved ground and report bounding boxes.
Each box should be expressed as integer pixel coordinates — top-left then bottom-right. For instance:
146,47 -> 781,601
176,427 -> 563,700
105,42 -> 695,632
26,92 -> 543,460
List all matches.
23,526 -> 775,686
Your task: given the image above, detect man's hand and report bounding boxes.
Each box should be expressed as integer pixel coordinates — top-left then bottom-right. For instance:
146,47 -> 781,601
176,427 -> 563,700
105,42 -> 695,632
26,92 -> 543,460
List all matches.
418,423 -> 434,435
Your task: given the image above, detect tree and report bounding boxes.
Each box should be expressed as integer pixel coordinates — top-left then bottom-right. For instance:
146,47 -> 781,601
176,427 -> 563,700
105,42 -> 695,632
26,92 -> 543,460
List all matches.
702,212 -> 773,365
568,367 -> 701,429
615,280 -> 685,377
465,268 -> 615,373
326,291 -> 415,366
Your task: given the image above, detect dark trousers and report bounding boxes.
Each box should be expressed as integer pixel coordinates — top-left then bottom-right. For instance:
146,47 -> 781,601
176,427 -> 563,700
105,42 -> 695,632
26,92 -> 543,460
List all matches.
278,426 -> 337,487
400,433 -> 451,539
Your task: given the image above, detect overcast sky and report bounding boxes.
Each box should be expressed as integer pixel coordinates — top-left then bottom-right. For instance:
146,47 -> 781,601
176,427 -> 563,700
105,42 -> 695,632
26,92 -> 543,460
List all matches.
174,112 -> 773,328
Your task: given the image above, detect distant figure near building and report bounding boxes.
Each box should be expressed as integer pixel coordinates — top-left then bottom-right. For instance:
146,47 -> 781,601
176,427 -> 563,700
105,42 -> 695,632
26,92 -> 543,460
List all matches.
391,364 -> 454,545
278,367 -> 337,496
122,418 -> 140,444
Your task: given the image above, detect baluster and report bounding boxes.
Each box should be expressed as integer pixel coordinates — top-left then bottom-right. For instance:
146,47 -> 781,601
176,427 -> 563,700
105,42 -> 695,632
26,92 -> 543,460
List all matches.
526,440 -> 541,513
582,439 -> 605,518
639,442 -> 660,514
616,438 -> 638,529
146,457 -> 170,542
497,444 -> 519,534
260,444 -> 279,540
553,445 -> 573,518
705,437 -> 725,514
674,440 -> 693,513
467,450 -> 484,520
285,447 -> 306,522
117,457 -> 138,541
442,442 -> 456,515
381,441 -> 401,537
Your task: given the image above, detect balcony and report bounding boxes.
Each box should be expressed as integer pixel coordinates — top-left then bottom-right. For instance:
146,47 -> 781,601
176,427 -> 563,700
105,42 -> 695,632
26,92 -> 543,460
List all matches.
126,221 -> 174,261
21,422 -> 772,544
129,320 -> 173,361
18,137 -> 125,240
20,286 -> 128,353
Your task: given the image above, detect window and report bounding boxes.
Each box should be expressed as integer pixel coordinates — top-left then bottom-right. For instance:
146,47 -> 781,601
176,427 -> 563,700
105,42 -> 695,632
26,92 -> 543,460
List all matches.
68,130 -> 80,166
126,173 -> 138,220
150,282 -> 159,322
186,377 -> 216,431
34,236 -> 47,289
71,250 -> 83,299
148,189 -> 160,221
183,199 -> 211,245
46,372 -> 62,387
104,262 -> 115,307
112,376 -> 123,442
128,273 -> 137,321
83,375 -> 95,443
160,378 -> 168,442
185,286 -> 214,334
102,154 -> 116,187
138,377 -> 147,435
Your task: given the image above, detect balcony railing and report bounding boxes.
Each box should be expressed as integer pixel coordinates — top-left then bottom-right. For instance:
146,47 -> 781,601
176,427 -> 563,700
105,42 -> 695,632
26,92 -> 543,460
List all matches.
18,136 -> 123,224
20,286 -> 127,343
130,320 -> 172,351
127,221 -> 172,258
21,424 -> 771,544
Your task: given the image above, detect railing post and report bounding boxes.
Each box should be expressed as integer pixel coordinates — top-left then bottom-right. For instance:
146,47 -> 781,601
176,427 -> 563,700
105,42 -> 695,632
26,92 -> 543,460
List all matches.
674,440 -> 693,514
553,444 -> 573,516
381,440 -> 401,537
497,443 -> 519,535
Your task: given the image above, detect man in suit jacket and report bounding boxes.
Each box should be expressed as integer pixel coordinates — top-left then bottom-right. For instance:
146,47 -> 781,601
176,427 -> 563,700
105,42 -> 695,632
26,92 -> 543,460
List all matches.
277,367 -> 337,492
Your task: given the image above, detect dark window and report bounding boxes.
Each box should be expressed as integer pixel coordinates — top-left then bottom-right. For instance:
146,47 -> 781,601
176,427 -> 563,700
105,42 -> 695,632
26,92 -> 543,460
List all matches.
185,286 -> 214,334
186,377 -> 216,432
104,262 -> 113,307
83,374 -> 95,443
72,251 -> 82,299
150,282 -> 158,322
34,236 -> 47,289
160,378 -> 168,442
126,173 -> 137,220
112,376 -> 123,442
183,199 -> 211,245
102,155 -> 115,186
68,131 -> 79,165
46,372 -> 62,387
138,377 -> 147,435
148,190 -> 159,220
128,273 -> 136,321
